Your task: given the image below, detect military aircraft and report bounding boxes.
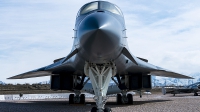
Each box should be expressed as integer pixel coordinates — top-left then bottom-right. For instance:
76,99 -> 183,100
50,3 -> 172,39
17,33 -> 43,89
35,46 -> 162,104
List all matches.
8,1 -> 192,112
162,82 -> 200,96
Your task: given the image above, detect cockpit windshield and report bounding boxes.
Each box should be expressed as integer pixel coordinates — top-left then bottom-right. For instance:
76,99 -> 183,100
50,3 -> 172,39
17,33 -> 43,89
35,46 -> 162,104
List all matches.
80,2 -> 98,15
99,2 -> 122,16
78,1 -> 123,16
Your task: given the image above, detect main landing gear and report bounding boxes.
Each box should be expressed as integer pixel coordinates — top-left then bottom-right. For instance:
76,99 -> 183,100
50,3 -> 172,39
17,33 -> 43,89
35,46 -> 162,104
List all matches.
84,62 -> 116,112
194,92 -> 198,96
116,91 -> 133,104
69,91 -> 85,104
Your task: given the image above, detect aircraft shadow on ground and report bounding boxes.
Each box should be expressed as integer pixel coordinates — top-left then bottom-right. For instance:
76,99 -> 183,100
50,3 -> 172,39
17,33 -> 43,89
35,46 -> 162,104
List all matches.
105,100 -> 172,106
0,99 -> 171,111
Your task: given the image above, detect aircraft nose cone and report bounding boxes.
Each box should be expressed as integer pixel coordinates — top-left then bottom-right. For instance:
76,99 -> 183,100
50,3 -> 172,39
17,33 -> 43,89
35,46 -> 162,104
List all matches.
78,12 -> 122,61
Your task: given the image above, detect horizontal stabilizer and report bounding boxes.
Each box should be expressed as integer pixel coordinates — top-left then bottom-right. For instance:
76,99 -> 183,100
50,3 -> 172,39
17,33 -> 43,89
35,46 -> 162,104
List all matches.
122,47 -> 138,65
151,70 -> 193,79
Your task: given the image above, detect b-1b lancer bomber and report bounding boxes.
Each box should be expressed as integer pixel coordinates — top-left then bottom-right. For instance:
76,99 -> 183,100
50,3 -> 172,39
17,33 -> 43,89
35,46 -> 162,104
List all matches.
8,1 -> 192,112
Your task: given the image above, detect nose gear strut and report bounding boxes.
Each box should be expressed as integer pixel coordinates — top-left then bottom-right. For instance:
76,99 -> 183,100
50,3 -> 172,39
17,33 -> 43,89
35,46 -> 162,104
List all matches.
84,62 -> 116,112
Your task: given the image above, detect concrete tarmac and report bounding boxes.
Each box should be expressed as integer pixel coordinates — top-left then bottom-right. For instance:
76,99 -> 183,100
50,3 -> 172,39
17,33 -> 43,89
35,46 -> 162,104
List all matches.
0,93 -> 199,112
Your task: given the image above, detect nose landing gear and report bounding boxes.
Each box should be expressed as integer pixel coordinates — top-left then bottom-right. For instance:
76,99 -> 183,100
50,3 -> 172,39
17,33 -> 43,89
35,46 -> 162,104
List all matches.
84,62 -> 116,112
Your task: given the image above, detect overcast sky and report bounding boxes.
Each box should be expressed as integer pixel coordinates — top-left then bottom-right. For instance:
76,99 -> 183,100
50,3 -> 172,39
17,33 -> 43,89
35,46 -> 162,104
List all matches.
0,0 -> 200,84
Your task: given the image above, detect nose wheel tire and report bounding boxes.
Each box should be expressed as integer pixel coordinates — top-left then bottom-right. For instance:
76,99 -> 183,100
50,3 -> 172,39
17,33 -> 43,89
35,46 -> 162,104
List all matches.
104,107 -> 112,112
91,107 -> 97,112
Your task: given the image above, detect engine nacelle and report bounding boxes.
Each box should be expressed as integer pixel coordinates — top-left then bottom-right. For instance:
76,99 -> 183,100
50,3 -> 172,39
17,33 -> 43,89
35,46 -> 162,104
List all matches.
50,74 -> 74,90
128,74 -> 152,90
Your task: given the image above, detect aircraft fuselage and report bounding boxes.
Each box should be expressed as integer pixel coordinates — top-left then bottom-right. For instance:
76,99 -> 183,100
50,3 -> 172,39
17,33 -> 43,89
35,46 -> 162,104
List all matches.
63,1 -> 130,75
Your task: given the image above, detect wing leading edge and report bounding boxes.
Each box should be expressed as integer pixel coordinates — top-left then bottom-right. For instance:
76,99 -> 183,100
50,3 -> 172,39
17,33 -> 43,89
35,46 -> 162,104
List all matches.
8,49 -> 78,79
7,71 -> 52,79
150,70 -> 193,79
123,48 -> 193,79
8,47 -> 193,79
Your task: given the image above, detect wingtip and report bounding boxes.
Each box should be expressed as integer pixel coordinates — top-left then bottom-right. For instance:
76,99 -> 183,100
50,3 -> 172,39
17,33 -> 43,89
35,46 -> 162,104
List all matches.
180,76 -> 194,79
7,76 -> 17,79
190,77 -> 195,79
7,77 -> 13,79
184,75 -> 194,79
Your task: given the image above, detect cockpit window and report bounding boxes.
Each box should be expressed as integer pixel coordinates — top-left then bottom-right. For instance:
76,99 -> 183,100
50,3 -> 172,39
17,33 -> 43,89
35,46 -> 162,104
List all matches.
99,2 -> 122,16
80,2 -> 98,15
78,1 -> 123,16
